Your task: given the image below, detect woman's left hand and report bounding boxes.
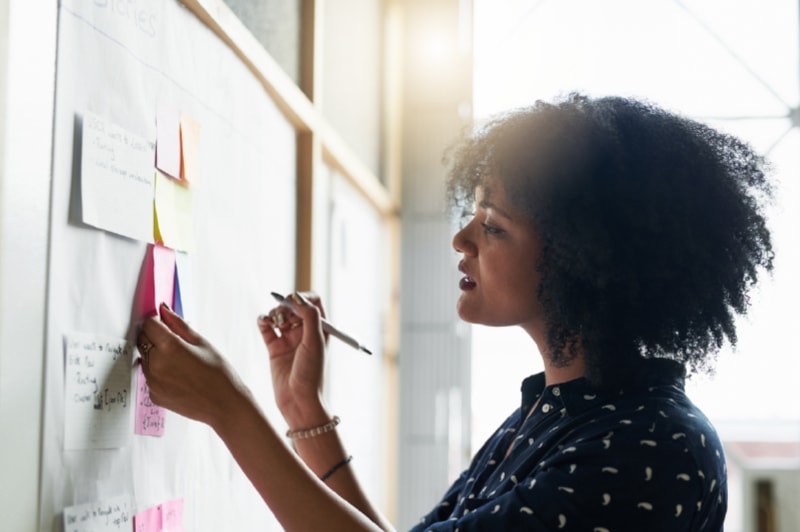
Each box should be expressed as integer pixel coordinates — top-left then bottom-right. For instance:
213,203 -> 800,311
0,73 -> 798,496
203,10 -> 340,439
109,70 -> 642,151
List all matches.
137,303 -> 246,428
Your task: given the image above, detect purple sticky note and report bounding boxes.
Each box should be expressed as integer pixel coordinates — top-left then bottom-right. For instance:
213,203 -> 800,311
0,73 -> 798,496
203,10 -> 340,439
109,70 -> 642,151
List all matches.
173,262 -> 183,319
134,504 -> 161,532
135,364 -> 166,437
156,108 -> 181,180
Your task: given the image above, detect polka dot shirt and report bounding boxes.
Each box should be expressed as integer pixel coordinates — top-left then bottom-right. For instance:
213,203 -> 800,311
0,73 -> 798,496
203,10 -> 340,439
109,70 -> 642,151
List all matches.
411,359 -> 726,531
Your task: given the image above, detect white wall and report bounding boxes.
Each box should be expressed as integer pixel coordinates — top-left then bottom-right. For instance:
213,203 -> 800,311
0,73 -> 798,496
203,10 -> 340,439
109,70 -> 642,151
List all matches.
0,0 -> 58,529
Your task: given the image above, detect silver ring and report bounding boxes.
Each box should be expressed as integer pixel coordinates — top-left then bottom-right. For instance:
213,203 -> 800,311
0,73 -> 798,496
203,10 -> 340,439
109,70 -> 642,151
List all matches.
138,342 -> 152,356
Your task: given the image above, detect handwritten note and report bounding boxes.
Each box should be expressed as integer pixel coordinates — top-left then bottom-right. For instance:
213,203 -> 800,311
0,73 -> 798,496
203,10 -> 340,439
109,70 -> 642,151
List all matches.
80,111 -> 155,242
154,170 -> 194,251
135,363 -> 165,436
63,495 -> 133,532
156,107 -> 181,179
64,333 -> 133,450
134,498 -> 184,532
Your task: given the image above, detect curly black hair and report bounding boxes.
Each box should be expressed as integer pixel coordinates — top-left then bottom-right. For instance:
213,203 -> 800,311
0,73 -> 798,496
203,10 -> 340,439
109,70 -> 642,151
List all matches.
445,93 -> 774,388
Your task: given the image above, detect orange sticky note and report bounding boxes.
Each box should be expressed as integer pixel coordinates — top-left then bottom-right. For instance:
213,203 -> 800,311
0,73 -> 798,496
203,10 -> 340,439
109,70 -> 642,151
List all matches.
179,113 -> 200,183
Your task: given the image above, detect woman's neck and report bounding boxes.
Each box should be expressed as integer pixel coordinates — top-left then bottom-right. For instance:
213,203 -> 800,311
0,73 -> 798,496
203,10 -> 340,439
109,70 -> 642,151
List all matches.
524,324 -> 586,386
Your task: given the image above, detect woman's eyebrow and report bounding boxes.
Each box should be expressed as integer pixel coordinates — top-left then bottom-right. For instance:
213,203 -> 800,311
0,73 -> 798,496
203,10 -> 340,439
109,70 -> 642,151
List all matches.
478,199 -> 514,221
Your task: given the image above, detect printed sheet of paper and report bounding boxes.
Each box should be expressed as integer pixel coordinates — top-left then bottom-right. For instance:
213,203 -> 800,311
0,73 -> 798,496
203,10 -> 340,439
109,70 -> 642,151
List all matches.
63,333 -> 133,450
63,495 -> 133,532
156,107 -> 181,179
80,111 -> 155,242
154,170 -> 194,252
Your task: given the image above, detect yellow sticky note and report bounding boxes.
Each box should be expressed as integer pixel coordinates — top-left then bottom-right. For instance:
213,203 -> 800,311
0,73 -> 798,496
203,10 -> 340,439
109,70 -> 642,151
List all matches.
180,113 -> 200,183
154,170 -> 194,252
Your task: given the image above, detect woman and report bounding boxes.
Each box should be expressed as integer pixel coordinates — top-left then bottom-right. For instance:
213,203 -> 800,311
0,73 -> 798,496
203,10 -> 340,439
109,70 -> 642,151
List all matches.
137,93 -> 773,531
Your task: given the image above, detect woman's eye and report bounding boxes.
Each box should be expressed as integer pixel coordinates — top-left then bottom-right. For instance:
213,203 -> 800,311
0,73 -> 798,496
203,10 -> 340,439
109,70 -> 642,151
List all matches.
481,222 -> 504,235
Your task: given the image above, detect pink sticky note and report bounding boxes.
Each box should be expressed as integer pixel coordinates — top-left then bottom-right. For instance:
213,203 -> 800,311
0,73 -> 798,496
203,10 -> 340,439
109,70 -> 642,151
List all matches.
136,243 -> 176,320
134,503 -> 161,532
179,114 -> 200,183
156,108 -> 181,180
161,498 -> 184,532
135,364 -> 166,436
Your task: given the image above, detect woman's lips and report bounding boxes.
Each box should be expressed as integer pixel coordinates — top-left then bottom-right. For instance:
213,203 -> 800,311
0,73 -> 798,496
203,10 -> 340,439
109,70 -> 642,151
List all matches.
458,260 -> 476,290
459,276 -> 477,290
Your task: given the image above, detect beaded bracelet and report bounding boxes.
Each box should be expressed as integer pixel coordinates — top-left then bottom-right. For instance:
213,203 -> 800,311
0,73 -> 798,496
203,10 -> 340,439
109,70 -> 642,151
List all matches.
286,415 -> 340,440
320,455 -> 353,482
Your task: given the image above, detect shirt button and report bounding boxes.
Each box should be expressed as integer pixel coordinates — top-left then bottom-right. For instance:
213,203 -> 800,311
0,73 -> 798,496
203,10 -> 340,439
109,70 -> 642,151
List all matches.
542,404 -> 552,413
552,387 -> 561,397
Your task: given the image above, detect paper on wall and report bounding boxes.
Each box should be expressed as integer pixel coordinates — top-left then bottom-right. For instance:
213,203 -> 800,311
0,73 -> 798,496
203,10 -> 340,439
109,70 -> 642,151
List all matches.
63,333 -> 133,450
63,495 -> 134,532
80,111 -> 155,243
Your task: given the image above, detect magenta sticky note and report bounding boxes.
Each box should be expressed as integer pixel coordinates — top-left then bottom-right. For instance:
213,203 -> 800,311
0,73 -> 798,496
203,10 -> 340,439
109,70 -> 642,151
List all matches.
135,364 -> 166,436
161,498 -> 184,532
156,108 -> 181,180
136,244 -> 176,321
134,504 -> 161,532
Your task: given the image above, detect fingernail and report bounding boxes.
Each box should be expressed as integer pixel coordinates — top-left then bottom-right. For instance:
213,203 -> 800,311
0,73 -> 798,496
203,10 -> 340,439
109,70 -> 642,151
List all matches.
289,292 -> 303,305
258,314 -> 270,324
161,302 -> 172,312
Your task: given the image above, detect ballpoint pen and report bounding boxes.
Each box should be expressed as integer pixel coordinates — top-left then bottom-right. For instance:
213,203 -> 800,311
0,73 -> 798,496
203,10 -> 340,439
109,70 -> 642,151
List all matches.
270,292 -> 373,355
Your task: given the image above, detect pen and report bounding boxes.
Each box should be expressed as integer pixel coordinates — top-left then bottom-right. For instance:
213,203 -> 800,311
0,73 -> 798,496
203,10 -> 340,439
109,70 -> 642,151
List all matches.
270,292 -> 373,355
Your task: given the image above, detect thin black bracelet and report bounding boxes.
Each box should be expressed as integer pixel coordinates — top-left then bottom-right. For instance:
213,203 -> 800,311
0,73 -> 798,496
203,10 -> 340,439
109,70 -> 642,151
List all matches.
320,455 -> 353,482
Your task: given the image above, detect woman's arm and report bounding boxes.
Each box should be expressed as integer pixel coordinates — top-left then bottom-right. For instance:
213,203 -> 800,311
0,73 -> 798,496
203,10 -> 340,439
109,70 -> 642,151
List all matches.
138,303 -> 394,531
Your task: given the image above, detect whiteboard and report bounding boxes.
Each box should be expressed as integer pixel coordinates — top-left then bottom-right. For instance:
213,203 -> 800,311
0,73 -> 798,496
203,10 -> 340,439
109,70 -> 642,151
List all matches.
40,1 -> 296,529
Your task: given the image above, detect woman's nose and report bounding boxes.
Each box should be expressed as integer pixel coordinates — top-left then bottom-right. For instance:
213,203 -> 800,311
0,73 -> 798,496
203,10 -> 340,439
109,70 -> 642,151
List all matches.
452,222 -> 476,256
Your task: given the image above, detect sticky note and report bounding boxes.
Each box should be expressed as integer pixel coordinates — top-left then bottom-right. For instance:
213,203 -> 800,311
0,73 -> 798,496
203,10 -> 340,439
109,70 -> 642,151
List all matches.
63,495 -> 133,532
173,251 -> 193,323
132,244 -> 173,437
135,364 -> 166,436
63,333 -> 133,450
133,504 -> 161,532
134,498 -> 184,532
179,113 -> 200,183
80,111 -> 155,242
154,170 -> 194,251
161,499 -> 184,532
136,243 -> 176,320
156,107 -> 181,180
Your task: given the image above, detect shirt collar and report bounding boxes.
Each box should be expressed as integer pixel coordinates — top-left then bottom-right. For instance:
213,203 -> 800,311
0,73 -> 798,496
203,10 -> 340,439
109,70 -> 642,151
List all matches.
520,358 -> 686,415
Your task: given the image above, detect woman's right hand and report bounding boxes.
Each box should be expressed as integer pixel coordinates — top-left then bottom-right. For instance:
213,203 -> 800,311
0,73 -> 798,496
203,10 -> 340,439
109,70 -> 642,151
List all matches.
257,292 -> 331,430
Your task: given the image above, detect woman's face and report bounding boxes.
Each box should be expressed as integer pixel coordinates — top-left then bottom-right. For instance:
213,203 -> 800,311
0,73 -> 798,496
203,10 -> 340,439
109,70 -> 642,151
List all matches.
452,181 -> 544,331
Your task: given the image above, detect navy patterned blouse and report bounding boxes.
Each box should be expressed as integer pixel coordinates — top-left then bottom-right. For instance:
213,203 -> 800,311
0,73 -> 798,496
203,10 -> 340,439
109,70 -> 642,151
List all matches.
411,359 -> 727,531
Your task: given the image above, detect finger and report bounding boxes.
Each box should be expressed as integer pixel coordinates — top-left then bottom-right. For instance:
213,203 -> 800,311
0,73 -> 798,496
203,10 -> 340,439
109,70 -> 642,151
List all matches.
297,291 -> 326,319
288,293 -> 328,348
158,302 -> 202,345
140,313 -> 182,350
257,314 -> 281,343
